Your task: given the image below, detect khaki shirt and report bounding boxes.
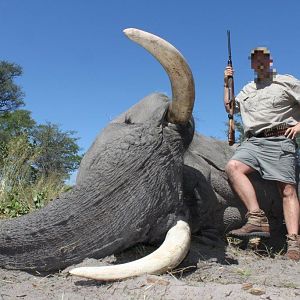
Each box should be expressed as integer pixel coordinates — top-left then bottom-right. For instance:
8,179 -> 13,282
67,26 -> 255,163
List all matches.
235,74 -> 300,135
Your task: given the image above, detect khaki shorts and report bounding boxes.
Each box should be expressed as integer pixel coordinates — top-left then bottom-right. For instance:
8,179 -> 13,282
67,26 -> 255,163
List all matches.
231,137 -> 297,184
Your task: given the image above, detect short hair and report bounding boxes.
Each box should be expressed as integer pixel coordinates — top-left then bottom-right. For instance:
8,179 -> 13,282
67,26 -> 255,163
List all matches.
250,47 -> 271,59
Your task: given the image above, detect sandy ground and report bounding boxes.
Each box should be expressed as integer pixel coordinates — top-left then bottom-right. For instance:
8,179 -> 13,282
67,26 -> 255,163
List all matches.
0,239 -> 299,300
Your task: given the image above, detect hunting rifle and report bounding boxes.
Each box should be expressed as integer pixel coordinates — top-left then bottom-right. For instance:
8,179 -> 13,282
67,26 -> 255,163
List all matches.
226,30 -> 235,145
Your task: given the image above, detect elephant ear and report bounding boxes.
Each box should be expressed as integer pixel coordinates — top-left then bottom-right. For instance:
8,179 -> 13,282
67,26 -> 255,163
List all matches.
111,93 -> 170,125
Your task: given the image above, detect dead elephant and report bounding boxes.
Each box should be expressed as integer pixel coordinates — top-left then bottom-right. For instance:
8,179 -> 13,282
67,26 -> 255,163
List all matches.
0,28 -> 287,281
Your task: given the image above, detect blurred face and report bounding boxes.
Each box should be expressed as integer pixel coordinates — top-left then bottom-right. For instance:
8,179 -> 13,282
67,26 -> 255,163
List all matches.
251,51 -> 273,78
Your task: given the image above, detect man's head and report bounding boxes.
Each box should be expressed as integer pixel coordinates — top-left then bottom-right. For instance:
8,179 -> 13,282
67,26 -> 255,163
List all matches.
250,47 -> 273,79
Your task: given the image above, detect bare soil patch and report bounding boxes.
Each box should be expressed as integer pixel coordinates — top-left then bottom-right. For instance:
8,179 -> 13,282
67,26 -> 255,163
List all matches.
1,239 -> 299,299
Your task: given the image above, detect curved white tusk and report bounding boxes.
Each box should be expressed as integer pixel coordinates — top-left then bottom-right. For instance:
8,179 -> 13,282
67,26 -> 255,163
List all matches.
123,28 -> 195,124
69,220 -> 191,281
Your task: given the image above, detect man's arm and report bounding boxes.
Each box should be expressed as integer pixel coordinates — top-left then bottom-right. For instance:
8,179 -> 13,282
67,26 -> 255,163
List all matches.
284,76 -> 300,139
285,123 -> 300,139
224,66 -> 234,113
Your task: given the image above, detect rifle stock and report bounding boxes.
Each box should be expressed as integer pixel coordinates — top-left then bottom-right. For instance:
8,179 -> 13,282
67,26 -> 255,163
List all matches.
227,30 -> 235,145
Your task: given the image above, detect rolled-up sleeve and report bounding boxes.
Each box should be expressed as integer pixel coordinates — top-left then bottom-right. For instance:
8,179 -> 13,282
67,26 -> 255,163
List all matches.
291,78 -> 300,103
235,90 -> 247,113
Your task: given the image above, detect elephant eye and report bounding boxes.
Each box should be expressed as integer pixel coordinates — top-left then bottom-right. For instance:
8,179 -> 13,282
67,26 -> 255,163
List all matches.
125,116 -> 133,124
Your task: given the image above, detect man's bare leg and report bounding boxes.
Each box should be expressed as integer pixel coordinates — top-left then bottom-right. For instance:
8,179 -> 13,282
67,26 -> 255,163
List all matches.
277,182 -> 299,235
225,159 -> 270,238
225,159 -> 259,211
277,182 -> 300,261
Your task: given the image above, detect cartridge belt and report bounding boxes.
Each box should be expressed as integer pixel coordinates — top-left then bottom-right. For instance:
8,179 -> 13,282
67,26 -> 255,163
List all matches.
247,124 -> 290,138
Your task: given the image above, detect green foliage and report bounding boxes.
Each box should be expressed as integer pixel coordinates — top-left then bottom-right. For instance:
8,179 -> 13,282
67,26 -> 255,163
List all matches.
0,135 -> 35,187
31,123 -> 82,178
234,113 -> 245,143
225,113 -> 245,143
0,110 -> 36,169
0,110 -> 35,138
0,61 -> 24,112
0,135 -> 72,218
0,196 -> 30,218
0,135 -> 35,217
0,60 -> 82,219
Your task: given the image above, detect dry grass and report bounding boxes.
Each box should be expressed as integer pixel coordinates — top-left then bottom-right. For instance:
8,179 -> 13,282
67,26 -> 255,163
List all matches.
0,136 -> 71,218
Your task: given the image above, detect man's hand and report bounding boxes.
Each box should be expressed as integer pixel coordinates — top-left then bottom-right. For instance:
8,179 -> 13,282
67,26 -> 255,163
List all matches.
224,66 -> 234,87
285,123 -> 300,139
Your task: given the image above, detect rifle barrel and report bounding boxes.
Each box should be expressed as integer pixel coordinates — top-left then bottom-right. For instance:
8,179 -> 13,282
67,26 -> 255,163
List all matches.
226,30 -> 235,145
227,30 -> 232,66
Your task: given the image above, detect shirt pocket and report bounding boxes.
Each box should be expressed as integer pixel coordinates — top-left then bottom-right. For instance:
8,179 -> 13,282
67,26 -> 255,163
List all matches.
272,90 -> 290,108
241,92 -> 257,112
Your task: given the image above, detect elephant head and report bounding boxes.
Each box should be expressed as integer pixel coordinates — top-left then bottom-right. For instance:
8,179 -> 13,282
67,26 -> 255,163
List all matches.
0,28 -> 196,278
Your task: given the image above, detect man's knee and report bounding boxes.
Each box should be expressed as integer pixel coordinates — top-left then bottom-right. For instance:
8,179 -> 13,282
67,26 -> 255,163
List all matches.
278,183 -> 298,200
225,160 -> 252,177
225,160 -> 236,177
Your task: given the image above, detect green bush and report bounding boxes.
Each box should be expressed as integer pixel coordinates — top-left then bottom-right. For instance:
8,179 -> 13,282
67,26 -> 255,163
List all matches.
0,135 -> 72,219
0,60 -> 80,219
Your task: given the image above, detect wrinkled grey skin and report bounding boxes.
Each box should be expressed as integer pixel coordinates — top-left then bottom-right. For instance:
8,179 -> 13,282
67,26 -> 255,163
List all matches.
0,93 -> 287,272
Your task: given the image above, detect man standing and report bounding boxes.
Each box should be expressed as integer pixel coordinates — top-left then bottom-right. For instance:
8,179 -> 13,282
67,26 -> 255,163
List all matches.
224,47 -> 300,261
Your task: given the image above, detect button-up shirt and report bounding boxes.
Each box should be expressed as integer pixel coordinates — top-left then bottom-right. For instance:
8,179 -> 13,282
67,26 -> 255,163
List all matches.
235,74 -> 300,135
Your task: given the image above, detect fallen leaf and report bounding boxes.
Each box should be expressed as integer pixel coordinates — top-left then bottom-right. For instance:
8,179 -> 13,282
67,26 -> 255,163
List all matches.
146,277 -> 170,286
249,288 -> 265,295
242,283 -> 253,290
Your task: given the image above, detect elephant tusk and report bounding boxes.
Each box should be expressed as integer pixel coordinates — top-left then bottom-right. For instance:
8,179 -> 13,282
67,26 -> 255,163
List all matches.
123,28 -> 195,124
69,220 -> 191,281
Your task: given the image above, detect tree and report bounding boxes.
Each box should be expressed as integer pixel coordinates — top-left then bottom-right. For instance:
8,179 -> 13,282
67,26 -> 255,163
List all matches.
0,110 -> 36,169
0,61 -> 31,168
0,109 -> 35,140
0,60 -> 82,217
225,112 -> 244,143
0,61 -> 24,113
234,113 -> 245,142
1,134 -> 36,190
31,123 -> 82,179
0,60 -> 82,181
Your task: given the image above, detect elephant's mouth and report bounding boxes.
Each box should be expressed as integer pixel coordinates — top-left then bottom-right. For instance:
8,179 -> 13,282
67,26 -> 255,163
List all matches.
69,28 -> 195,281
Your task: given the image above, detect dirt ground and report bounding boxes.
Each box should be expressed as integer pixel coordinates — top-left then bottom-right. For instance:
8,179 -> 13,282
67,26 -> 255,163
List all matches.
1,239 -> 299,300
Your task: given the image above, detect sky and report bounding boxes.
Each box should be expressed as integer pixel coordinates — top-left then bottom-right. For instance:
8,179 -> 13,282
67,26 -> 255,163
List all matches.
1,1 -> 300,169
